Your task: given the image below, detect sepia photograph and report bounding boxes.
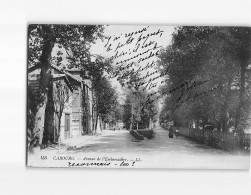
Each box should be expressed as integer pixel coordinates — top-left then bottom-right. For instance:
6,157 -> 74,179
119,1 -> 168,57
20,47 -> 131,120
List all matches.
27,24 -> 251,169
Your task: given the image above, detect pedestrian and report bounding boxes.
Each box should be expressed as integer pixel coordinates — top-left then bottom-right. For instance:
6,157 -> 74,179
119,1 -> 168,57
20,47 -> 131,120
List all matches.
169,126 -> 174,138
175,129 -> 179,138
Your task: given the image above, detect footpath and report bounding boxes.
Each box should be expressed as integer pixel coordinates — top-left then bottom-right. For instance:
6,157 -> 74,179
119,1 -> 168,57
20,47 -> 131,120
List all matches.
29,129 -> 127,157
60,129 -> 126,149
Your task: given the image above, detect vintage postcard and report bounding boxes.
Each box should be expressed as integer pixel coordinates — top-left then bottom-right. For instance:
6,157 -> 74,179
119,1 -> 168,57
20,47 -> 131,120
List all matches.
27,24 -> 250,169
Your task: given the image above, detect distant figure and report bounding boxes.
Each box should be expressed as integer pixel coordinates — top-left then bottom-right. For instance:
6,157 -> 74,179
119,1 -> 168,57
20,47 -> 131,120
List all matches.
175,129 -> 179,138
169,126 -> 174,138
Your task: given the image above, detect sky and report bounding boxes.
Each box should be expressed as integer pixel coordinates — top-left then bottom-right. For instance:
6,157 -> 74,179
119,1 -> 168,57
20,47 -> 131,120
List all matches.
90,25 -> 176,103
90,25 -> 175,57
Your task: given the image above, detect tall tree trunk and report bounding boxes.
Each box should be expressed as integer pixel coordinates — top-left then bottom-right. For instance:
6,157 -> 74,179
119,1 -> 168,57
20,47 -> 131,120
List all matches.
235,63 -> 246,131
81,85 -> 89,134
34,94 -> 48,146
95,113 -> 99,134
100,118 -> 103,132
221,80 -> 232,131
196,118 -> 199,130
130,103 -> 133,130
58,117 -> 62,146
42,79 -> 55,144
91,90 -> 95,134
32,26 -> 55,147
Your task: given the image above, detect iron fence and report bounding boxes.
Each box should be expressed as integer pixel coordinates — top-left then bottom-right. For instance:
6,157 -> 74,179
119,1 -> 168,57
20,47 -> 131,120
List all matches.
178,127 -> 250,152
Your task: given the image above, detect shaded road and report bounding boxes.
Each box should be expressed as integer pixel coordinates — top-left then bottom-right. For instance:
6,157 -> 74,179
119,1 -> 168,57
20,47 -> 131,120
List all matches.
29,126 -> 250,169
68,126 -> 250,169
67,126 -> 229,155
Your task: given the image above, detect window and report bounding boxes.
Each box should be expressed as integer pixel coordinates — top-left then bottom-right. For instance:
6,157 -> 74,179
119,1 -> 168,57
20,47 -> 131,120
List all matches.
72,113 -> 79,121
65,114 -> 70,131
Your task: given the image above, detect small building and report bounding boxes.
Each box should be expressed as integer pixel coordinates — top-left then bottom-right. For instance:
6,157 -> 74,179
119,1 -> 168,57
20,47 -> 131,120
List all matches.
28,64 -> 94,143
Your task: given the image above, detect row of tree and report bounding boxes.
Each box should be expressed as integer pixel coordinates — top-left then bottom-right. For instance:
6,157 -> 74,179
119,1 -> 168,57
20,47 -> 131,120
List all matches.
158,26 -> 251,132
120,73 -> 158,130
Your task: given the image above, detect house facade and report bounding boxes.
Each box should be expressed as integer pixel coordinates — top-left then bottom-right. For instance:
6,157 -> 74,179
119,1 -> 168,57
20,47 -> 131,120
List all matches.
28,64 -> 94,143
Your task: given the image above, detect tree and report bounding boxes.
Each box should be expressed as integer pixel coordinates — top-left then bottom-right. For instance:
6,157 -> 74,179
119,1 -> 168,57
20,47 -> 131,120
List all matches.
52,79 -> 80,144
122,89 -> 158,130
28,24 -> 104,147
27,85 -> 43,152
102,102 -> 123,129
122,73 -> 158,130
158,26 -> 251,132
223,27 -> 251,130
92,75 -> 119,133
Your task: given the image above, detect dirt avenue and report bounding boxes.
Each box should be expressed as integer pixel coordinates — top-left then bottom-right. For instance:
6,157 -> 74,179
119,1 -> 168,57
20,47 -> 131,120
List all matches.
28,126 -> 250,169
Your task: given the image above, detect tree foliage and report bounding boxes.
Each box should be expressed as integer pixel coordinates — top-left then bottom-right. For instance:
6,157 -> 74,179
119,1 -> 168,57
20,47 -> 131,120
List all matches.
158,26 -> 251,131
27,24 -> 105,147
122,73 -> 158,130
28,24 -> 104,67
